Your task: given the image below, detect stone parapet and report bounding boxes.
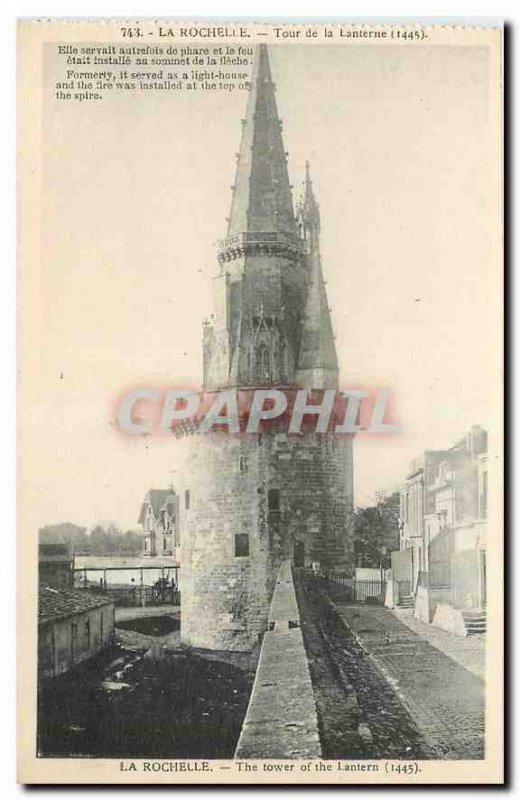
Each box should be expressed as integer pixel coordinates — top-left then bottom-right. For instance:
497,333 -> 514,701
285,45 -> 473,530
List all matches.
234,560 -> 321,758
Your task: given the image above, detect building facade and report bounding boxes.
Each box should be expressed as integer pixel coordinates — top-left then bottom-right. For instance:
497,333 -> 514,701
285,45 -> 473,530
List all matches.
38,586 -> 115,680
38,532 -> 74,588
396,449 -> 453,591
178,45 -> 354,651
138,489 -> 179,559
391,426 -> 487,633
425,428 -> 487,611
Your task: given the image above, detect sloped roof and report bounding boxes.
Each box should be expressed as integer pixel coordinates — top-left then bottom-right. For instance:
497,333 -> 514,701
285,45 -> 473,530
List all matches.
138,489 -> 177,525
296,249 -> 338,381
39,552 -> 73,564
38,585 -> 113,625
39,541 -> 71,561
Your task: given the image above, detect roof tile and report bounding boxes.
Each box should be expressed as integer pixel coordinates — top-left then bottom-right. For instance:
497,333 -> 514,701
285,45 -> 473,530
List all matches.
38,586 -> 113,625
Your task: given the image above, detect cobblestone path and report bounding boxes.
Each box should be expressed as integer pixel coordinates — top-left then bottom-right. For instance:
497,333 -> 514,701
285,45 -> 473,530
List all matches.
334,602 -> 485,759
296,576 -> 435,760
392,606 -> 485,680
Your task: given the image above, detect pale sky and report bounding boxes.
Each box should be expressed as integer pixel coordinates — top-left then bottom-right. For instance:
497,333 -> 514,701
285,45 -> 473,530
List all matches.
33,42 -> 499,529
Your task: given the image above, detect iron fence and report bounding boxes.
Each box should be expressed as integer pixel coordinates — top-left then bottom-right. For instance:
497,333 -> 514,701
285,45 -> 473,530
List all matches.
79,583 -> 181,608
311,573 -> 387,604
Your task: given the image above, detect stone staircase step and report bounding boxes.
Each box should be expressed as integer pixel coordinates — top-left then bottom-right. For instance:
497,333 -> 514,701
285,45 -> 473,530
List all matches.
462,609 -> 486,635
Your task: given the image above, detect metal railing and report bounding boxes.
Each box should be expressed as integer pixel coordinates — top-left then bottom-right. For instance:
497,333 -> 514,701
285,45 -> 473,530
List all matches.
79,583 -> 181,608
307,572 -> 387,605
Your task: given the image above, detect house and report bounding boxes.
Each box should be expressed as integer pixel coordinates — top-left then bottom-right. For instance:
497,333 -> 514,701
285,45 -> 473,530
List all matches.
38,585 -> 115,680
38,531 -> 74,588
138,489 -> 179,558
393,449 -> 453,598
389,426 -> 488,635
424,428 -> 487,622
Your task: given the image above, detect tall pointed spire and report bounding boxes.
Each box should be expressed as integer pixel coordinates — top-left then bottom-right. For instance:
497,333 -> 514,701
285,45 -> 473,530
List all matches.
227,45 -> 296,237
205,57 -> 339,392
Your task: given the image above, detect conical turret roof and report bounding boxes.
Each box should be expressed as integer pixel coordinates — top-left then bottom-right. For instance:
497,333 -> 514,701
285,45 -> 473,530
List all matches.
296,164 -> 339,388
227,45 -> 296,237
297,256 -> 338,374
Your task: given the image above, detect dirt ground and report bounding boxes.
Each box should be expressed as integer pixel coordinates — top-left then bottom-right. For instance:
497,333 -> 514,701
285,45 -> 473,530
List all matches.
37,615 -> 257,759
116,615 -> 180,637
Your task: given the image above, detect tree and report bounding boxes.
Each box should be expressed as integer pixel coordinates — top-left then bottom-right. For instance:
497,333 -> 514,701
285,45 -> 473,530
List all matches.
122,529 -> 144,552
39,522 -> 90,553
40,521 -> 145,555
352,492 -> 400,570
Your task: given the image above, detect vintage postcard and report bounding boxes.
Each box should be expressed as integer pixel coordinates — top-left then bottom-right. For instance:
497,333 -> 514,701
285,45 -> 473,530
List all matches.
18,19 -> 503,784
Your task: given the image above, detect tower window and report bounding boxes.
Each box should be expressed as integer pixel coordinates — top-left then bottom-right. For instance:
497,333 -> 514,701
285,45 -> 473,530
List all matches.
239,454 -> 248,472
235,534 -> 250,557
268,488 -> 280,511
185,489 -> 190,510
256,344 -> 270,380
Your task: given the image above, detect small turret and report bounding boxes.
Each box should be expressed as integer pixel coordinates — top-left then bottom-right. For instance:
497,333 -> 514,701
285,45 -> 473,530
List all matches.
297,161 -> 321,254
296,162 -> 339,390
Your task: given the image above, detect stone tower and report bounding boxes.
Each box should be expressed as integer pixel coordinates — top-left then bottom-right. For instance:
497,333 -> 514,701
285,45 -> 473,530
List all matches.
179,45 -> 354,651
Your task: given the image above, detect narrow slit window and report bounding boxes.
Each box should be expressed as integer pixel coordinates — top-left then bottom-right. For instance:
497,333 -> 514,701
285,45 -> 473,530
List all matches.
235,533 -> 249,557
268,488 -> 280,511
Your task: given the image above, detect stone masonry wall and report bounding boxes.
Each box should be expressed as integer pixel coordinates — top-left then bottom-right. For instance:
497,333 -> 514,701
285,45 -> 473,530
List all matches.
179,429 -> 354,651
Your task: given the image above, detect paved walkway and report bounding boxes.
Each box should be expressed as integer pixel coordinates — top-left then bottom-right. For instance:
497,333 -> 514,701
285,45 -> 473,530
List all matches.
334,603 -> 485,760
393,607 -> 485,680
